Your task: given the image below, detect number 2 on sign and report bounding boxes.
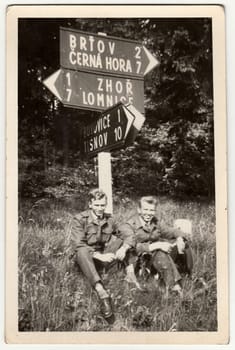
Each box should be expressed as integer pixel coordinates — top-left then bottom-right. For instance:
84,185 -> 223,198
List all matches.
135,47 -> 142,73
135,46 -> 141,59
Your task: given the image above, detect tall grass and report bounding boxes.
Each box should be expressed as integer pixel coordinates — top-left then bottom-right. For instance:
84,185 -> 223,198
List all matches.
18,197 -> 217,331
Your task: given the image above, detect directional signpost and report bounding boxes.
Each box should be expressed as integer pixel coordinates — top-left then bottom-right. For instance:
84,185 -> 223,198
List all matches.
43,68 -> 145,113
60,27 -> 159,79
43,27 -> 159,213
82,102 -> 134,157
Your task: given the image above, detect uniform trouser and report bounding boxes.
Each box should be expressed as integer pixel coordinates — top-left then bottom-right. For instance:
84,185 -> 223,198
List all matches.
75,236 -> 123,287
132,244 -> 193,288
151,249 -> 182,287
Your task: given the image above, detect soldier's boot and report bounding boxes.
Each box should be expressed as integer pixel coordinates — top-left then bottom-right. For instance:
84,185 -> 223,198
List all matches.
95,282 -> 114,319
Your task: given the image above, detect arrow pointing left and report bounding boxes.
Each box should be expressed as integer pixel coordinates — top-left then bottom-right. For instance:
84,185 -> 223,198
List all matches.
42,68 -> 145,113
42,69 -> 62,101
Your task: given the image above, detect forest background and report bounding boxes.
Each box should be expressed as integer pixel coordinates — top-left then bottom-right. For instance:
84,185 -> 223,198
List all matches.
18,18 -> 214,203
16,17 -> 218,332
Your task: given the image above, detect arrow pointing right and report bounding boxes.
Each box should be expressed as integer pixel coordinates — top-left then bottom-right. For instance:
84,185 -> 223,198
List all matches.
60,28 -> 159,79
123,105 -> 135,139
143,46 -> 160,76
124,104 -> 146,146
125,104 -> 146,131
82,102 -> 135,156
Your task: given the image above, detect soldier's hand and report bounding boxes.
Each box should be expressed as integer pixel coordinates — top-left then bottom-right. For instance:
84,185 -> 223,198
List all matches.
158,241 -> 173,253
149,241 -> 172,253
93,252 -> 116,262
149,242 -> 160,252
101,253 -> 116,262
115,246 -> 127,261
176,236 -> 185,254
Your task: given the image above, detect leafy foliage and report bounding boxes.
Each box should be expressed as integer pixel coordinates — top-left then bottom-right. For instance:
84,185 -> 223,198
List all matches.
18,18 -> 214,199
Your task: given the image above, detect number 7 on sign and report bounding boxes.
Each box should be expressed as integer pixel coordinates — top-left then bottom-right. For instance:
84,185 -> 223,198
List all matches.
66,88 -> 72,102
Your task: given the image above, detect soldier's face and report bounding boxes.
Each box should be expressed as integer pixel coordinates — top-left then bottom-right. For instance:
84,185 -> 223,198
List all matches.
89,197 -> 107,218
138,202 -> 156,223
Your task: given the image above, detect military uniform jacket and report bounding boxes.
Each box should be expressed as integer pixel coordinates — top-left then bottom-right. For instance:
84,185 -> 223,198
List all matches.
71,210 -> 133,252
118,214 -> 184,254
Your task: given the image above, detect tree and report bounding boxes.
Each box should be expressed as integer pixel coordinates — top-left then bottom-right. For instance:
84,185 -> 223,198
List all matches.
18,18 -> 214,199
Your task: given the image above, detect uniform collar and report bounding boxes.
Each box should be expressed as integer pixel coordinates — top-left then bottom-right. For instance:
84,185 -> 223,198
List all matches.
133,214 -> 158,230
88,210 -> 109,225
139,216 -> 150,228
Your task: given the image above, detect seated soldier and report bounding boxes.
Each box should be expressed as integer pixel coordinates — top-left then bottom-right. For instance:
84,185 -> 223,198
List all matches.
70,188 -> 133,319
118,196 -> 193,296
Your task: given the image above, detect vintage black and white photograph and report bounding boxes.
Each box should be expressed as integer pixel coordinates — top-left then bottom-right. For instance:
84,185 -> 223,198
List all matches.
6,5 -> 228,344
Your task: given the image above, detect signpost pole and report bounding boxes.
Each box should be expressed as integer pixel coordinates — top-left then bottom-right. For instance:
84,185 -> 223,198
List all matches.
43,27 -> 159,216
98,152 -> 113,214
96,33 -> 113,215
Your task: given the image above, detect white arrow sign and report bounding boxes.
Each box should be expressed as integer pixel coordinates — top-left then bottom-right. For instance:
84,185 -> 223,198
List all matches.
123,105 -> 135,138
42,70 -> 62,101
124,104 -> 146,146
143,46 -> 159,76
125,103 -> 146,131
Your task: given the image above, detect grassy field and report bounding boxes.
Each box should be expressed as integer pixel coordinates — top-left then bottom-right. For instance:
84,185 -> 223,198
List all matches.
18,196 -> 217,332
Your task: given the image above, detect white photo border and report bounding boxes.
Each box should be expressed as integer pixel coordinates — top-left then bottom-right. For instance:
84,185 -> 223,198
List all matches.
6,4 -> 228,344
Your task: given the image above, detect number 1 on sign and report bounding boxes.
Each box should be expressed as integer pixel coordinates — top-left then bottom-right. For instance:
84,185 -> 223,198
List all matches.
117,108 -> 121,123
66,72 -> 71,86
66,72 -> 72,102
